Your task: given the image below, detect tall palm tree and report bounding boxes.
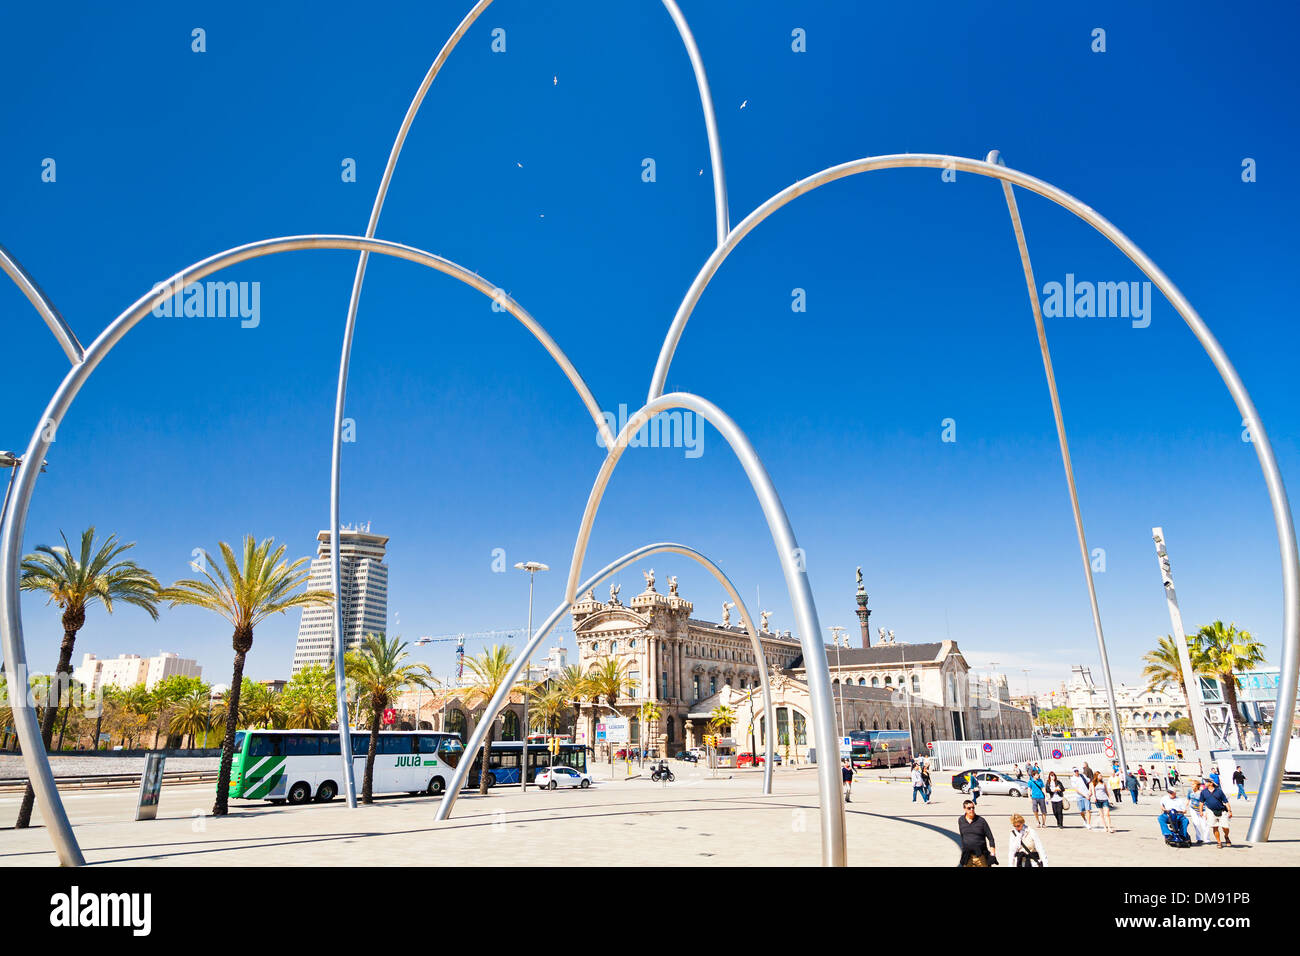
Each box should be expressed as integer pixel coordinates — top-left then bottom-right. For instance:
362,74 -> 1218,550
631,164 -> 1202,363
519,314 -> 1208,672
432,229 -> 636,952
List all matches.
242,682 -> 284,730
1193,621 -> 1267,748
161,536 -> 332,816
556,665 -> 589,747
15,527 -> 161,828
460,645 -> 517,795
585,657 -> 638,770
344,633 -> 436,803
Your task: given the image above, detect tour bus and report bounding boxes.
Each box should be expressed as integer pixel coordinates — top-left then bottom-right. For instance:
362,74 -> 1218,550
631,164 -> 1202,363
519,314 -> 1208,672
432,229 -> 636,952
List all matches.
848,729 -> 913,769
227,729 -> 590,804
227,729 -> 466,804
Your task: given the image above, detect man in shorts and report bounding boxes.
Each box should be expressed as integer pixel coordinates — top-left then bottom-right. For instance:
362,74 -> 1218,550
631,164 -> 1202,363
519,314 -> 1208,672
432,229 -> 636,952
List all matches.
1028,768 -> 1048,827
1200,777 -> 1234,847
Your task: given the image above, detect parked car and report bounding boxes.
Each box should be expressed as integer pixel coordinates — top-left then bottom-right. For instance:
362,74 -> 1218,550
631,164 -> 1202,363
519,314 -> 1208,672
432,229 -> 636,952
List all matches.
674,750 -> 698,763
950,769 -> 1029,798
534,766 -> 592,790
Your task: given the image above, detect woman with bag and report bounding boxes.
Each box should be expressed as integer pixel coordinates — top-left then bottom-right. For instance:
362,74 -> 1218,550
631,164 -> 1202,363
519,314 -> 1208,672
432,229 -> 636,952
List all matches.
1009,813 -> 1049,866
1046,771 -> 1066,828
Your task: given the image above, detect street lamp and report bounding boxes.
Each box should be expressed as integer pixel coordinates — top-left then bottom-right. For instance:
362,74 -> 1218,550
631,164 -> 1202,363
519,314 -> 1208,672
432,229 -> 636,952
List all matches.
988,662 -> 1004,738
829,626 -> 847,752
514,560 -> 549,792
1,452 -> 46,534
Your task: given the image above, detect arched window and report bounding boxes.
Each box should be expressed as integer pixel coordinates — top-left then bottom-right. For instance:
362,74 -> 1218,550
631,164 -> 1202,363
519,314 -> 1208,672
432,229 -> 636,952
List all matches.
872,719 -> 878,731
884,676 -> 892,686
793,711 -> 807,745
501,710 -> 520,741
858,719 -> 865,730
610,641 -> 617,653
911,675 -> 920,692
666,716 -> 675,741
630,716 -> 639,744
871,677 -> 880,687
630,639 -> 636,649
446,709 -> 467,739
858,678 -> 866,686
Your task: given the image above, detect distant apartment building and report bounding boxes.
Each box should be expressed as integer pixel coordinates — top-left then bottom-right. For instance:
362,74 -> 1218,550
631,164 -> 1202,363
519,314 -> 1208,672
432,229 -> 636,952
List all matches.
291,524 -> 389,675
75,651 -> 202,695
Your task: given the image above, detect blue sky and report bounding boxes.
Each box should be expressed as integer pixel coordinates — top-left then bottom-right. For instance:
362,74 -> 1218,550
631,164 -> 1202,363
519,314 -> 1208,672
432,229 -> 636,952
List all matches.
3,1 -> 1297,693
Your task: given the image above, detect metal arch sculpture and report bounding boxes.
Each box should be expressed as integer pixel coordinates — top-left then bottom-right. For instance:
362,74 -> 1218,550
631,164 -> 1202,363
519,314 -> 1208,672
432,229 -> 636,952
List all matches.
562,393 -> 847,865
326,0 -> 730,805
433,541 -> 775,821
646,152 -> 1298,843
0,242 -> 84,365
0,233 -> 614,867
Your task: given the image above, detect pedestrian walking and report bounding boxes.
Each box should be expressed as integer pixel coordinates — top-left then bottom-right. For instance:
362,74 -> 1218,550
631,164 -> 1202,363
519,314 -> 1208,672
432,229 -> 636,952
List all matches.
1185,780 -> 1212,844
1071,769 -> 1093,829
1028,768 -> 1048,827
841,759 -> 854,803
1009,812 -> 1049,867
957,799 -> 997,867
967,769 -> 982,805
1108,768 -> 1123,805
920,762 -> 932,802
911,762 -> 925,803
1126,768 -> 1139,805
1091,771 -> 1115,833
1046,771 -> 1066,828
1137,764 -> 1147,790
1200,777 -> 1234,847
1014,764 -> 1024,780
1233,766 -> 1248,801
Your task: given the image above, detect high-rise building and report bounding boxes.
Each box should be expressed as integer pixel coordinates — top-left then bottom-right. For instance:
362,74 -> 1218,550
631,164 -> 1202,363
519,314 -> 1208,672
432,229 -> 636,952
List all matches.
291,524 -> 389,674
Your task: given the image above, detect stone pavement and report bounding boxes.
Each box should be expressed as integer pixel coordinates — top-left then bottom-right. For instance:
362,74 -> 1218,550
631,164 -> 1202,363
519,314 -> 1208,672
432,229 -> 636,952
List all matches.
1,764 -> 1295,867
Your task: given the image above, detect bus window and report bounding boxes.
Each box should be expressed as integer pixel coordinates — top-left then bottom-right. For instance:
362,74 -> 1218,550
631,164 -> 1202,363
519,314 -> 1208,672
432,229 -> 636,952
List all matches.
320,733 -> 341,757
352,734 -> 369,755
380,735 -> 415,755
232,731 -> 245,755
438,738 -> 463,767
417,735 -> 440,754
492,750 -> 520,770
248,734 -> 279,757
284,734 -> 321,756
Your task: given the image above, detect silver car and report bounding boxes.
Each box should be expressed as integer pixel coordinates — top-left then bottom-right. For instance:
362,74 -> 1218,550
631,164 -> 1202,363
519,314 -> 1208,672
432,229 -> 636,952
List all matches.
952,769 -> 1030,798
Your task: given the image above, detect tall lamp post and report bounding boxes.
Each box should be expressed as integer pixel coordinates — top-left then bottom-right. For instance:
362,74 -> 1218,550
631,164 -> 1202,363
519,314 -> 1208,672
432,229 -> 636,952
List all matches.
829,626 -> 847,752
515,560 -> 549,792
988,662 -> 1004,738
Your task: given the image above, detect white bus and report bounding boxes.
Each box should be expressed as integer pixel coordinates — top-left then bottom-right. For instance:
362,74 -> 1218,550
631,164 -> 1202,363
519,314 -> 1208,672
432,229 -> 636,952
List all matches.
227,729 -> 465,804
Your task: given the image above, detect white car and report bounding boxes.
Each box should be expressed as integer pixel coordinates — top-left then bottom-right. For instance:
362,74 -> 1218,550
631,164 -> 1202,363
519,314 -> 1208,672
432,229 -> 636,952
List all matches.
534,766 -> 592,790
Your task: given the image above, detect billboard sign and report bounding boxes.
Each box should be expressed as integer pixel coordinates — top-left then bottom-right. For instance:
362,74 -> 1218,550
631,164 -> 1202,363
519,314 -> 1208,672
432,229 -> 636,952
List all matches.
135,753 -> 166,821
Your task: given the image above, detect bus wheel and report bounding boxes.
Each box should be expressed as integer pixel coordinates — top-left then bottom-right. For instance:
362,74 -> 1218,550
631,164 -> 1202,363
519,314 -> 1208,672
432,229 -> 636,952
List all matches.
427,777 -> 445,796
484,772 -> 497,788
316,780 -> 338,802
288,781 -> 312,805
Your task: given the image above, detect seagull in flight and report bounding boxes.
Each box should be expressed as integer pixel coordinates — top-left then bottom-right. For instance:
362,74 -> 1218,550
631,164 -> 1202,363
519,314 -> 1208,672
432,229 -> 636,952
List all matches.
553,75 -> 558,85
516,162 -> 523,167
739,99 -> 747,109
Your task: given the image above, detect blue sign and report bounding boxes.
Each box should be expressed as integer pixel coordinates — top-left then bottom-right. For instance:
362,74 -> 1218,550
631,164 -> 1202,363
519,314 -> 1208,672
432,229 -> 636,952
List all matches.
1051,749 -> 1064,760
982,742 -> 993,753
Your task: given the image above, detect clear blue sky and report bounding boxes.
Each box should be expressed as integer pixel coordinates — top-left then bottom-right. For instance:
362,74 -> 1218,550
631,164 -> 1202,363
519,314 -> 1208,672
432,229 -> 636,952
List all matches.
3,1 -> 1297,693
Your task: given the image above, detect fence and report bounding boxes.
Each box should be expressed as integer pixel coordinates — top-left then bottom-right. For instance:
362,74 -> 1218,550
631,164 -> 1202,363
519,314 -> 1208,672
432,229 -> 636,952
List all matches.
930,736 -> 1111,772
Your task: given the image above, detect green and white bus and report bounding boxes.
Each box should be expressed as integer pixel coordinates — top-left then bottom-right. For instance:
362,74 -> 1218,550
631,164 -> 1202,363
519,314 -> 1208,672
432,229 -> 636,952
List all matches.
227,729 -> 465,804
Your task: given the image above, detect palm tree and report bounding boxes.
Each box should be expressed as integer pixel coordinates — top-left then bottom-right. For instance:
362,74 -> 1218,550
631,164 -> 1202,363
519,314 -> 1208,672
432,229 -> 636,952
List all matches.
344,634 -> 436,804
638,701 -> 662,767
460,645 -> 517,795
242,681 -> 284,729
1193,621 -> 1267,748
585,657 -> 638,770
15,527 -> 161,827
170,691 -> 212,750
1142,634 -> 1213,702
161,536 -> 332,816
283,664 -> 336,730
556,665 -> 589,747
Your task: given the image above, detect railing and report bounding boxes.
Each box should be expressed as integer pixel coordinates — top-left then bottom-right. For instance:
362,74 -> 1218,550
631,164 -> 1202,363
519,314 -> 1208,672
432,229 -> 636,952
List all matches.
0,769 -> 218,792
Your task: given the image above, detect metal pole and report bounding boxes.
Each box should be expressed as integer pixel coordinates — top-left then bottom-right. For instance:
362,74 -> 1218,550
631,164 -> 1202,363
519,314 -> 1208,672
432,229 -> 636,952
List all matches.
0,242 -> 85,365
522,570 -> 533,791
1152,528 -> 1214,758
562,394 -> 842,862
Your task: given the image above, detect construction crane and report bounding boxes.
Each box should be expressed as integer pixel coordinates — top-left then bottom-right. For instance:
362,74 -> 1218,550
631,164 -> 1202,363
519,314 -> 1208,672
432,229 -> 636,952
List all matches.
411,628 -> 575,681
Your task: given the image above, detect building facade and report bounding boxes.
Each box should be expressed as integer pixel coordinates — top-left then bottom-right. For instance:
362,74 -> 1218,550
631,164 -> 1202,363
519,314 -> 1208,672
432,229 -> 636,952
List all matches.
292,525 -> 389,675
74,651 -> 202,695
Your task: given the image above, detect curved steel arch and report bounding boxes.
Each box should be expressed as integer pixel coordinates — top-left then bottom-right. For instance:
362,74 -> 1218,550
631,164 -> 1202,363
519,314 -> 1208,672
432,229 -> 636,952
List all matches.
563,392 -> 845,865
647,152 -> 1299,843
327,1 -> 730,804
0,242 -> 84,365
0,233 -> 608,866
433,541 -> 775,823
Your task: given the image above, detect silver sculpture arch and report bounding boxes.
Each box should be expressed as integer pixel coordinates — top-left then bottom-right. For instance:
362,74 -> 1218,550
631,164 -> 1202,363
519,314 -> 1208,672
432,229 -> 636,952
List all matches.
433,540 -> 775,823
0,242 -> 84,365
646,151 -> 1297,843
327,0 -> 730,805
0,233 -> 616,867
561,392 -> 846,865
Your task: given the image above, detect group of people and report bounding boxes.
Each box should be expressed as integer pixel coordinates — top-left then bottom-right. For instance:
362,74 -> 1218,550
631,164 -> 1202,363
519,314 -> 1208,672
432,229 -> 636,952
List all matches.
1159,770 -> 1238,848
958,800 -> 1050,867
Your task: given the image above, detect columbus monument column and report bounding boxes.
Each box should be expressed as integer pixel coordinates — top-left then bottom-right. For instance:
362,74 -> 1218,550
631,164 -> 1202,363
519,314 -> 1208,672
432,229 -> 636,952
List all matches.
855,566 -> 872,648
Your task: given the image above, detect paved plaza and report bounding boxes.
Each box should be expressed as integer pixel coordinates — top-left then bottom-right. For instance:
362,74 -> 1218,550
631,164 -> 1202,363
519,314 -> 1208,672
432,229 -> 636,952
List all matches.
2,764 -> 1297,867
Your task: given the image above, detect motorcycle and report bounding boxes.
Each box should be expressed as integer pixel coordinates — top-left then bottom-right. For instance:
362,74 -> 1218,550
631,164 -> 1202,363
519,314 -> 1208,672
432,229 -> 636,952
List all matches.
650,763 -> 675,783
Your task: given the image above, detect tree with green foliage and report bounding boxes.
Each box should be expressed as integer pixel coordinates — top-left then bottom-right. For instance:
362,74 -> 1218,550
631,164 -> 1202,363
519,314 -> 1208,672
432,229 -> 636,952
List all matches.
1193,621 -> 1267,748
344,634 -> 436,803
